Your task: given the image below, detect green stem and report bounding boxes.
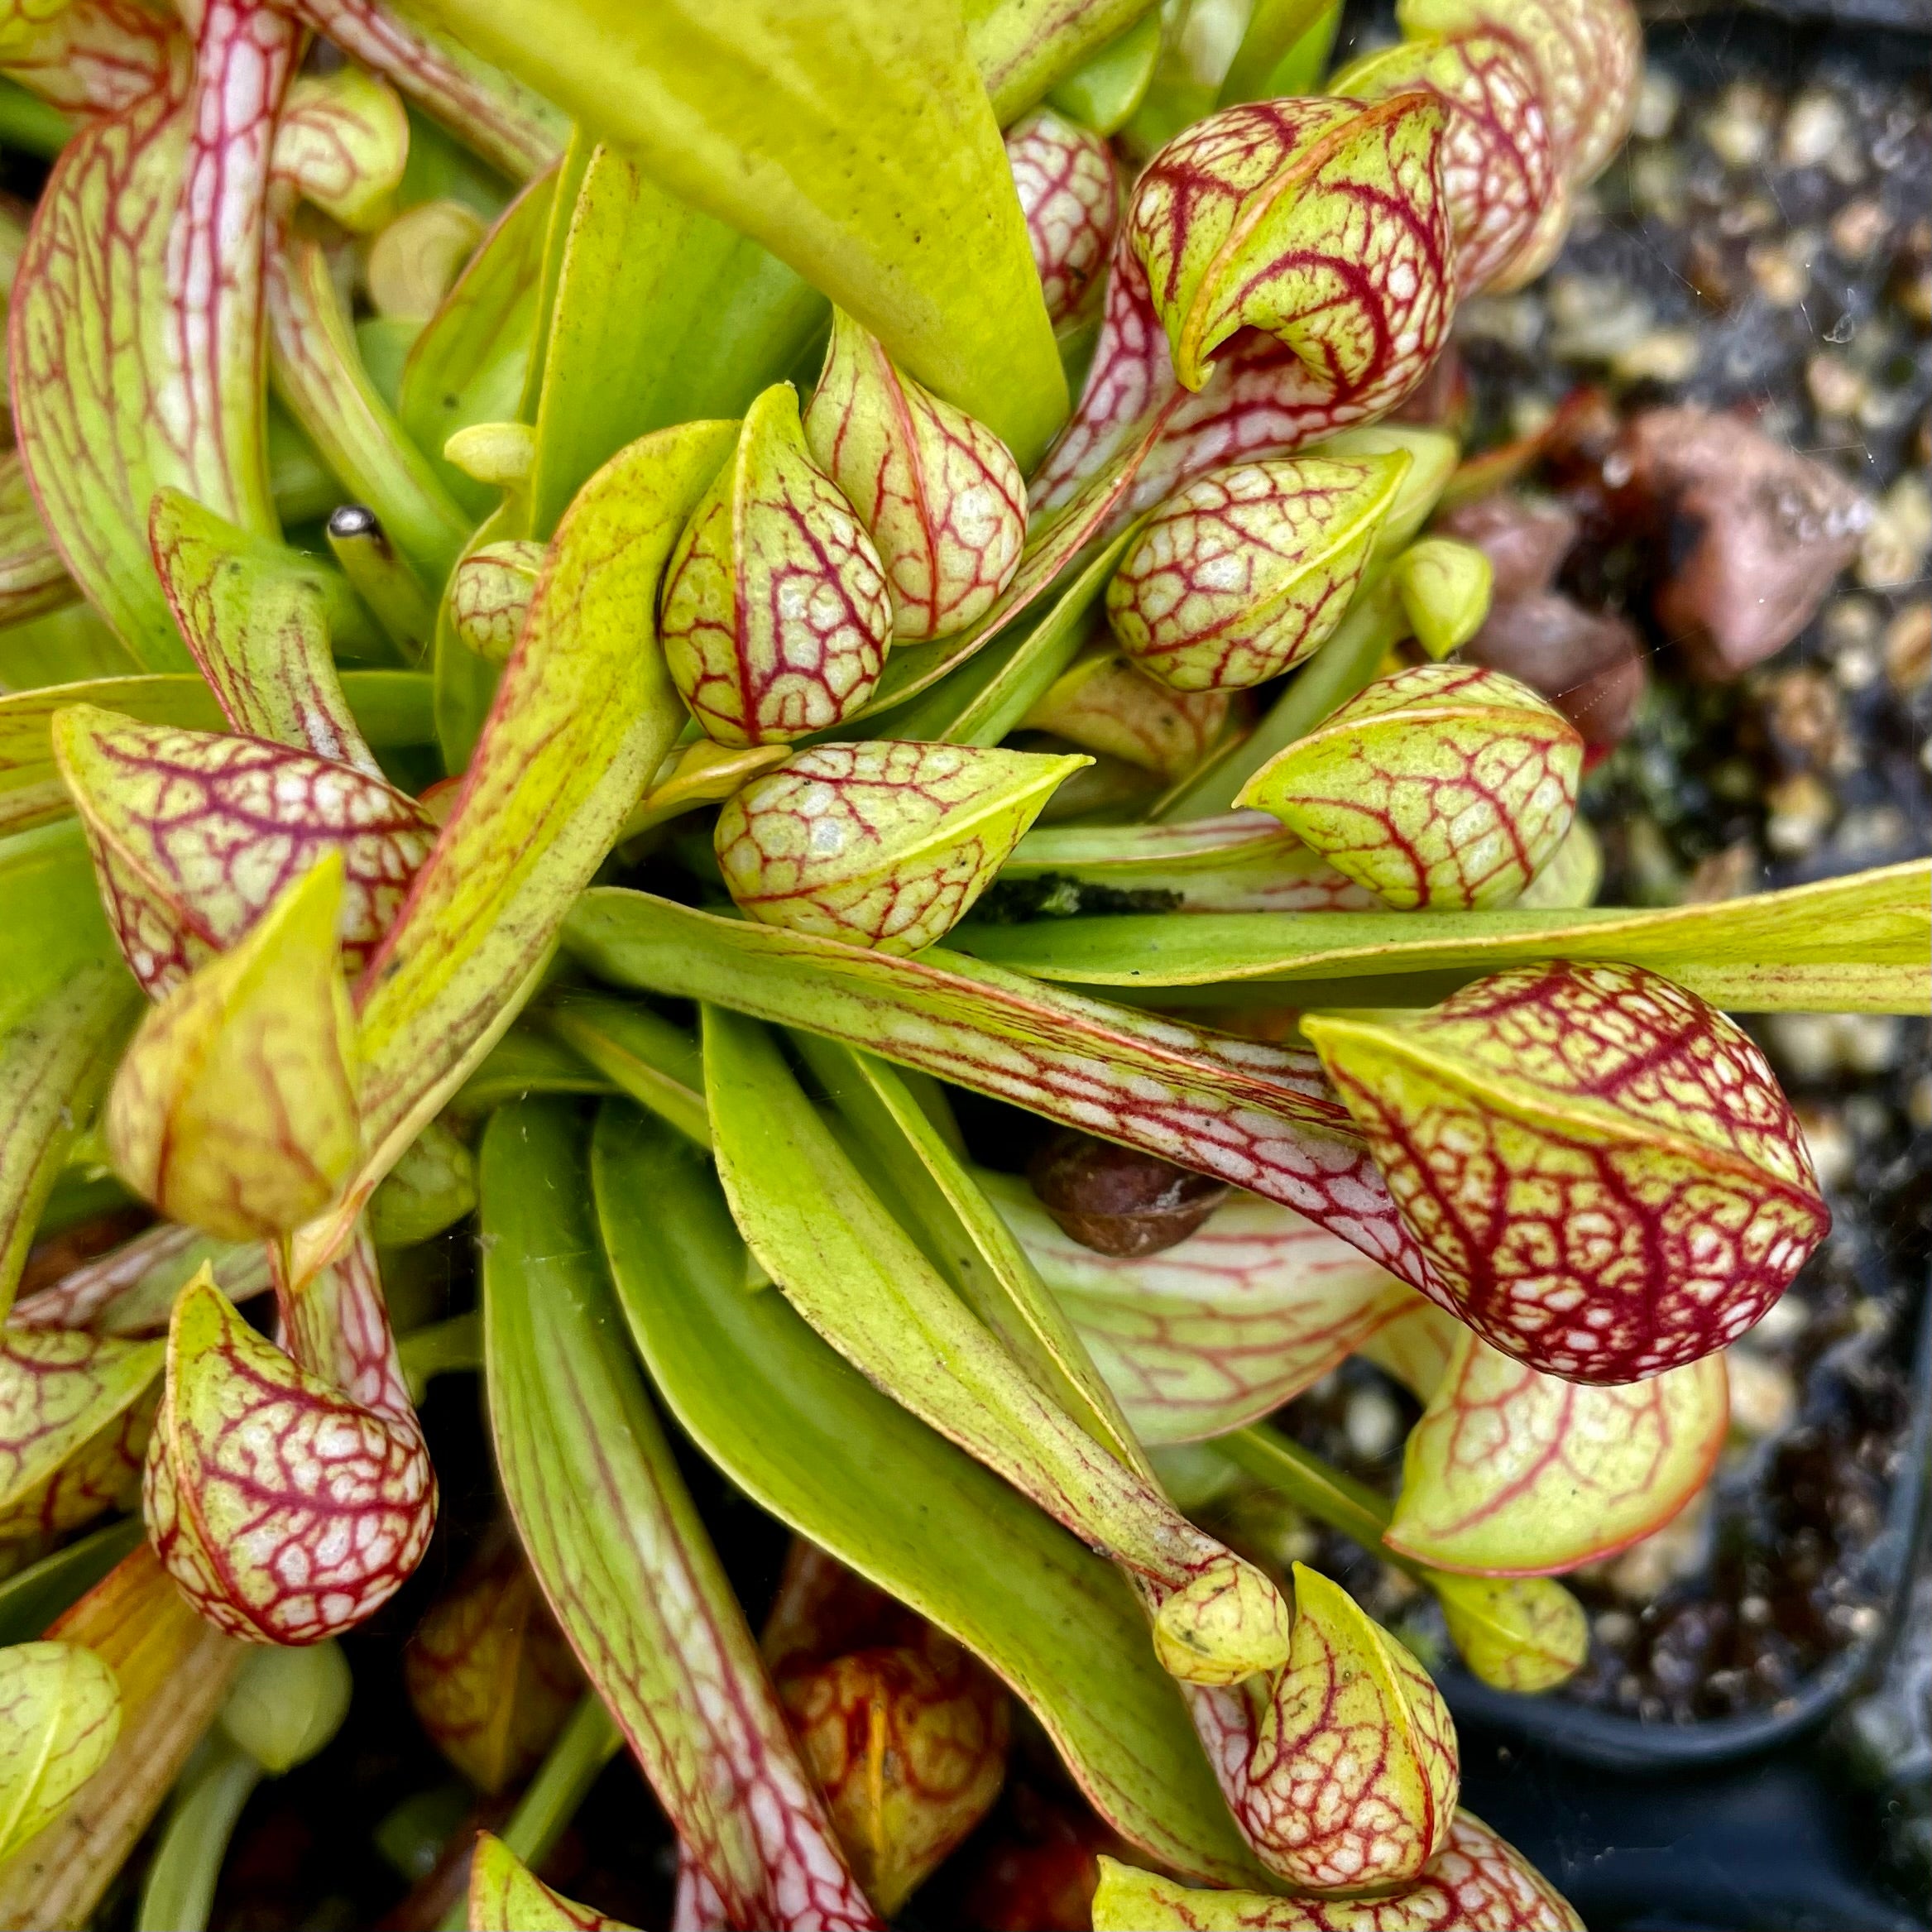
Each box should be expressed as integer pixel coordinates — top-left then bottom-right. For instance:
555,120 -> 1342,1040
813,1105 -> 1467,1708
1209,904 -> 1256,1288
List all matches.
1155,576 -> 1407,820
396,1310 -> 483,1396
541,996 -> 712,1149
1217,0 -> 1336,104
134,1736 -> 264,1932
1220,1422 -> 1429,1585
435,1695 -> 624,1932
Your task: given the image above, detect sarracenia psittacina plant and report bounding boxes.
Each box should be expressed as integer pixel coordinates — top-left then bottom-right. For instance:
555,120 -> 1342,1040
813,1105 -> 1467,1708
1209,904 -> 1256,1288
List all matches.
0,0 -> 1920,1921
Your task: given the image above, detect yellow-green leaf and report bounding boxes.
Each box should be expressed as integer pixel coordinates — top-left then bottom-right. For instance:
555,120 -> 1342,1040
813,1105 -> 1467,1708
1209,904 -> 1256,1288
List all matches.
0,1641 -> 121,1862
147,491 -> 381,778
400,0 -> 1067,467
400,168 -> 557,520
0,1328 -> 161,1541
527,146 -> 826,541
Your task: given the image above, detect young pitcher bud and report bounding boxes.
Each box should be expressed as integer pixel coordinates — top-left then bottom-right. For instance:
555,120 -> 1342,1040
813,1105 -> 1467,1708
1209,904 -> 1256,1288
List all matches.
1106,454 -> 1410,691
804,310 -> 1026,643
1245,1564 -> 1456,1890
662,382 -> 893,745
0,1642 -> 122,1862
1393,538 -> 1494,658
713,741 -> 1087,954
1128,96 -> 1452,404
1431,1575 -> 1589,1692
53,706 -> 436,997
448,539 -> 544,662
1236,664 -> 1582,910
779,1639 -> 1009,1915
443,421 -> 535,492
144,1272 -> 437,1643
1004,107 -> 1120,326
1091,1811 -> 1584,1930
1303,961 -> 1830,1383
220,1639 -> 353,1772
1330,34 -> 1558,295
1024,648 -> 1230,779
106,856 -> 361,1244
1150,1552 -> 1293,1687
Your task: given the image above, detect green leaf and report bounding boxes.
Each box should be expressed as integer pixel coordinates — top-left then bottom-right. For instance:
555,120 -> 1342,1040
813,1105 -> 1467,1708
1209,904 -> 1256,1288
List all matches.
131,1732 -> 261,1932
954,857 -> 1932,1014
477,1099 -> 875,1931
1047,7 -> 1163,134
300,421 -> 732,1282
400,167 -> 559,520
528,146 -> 827,540
1218,0 -> 1340,103
0,1520 -> 145,1649
795,1041 -> 1143,1472
702,1006 -> 1292,1688
515,131 -> 592,424
401,0 -> 1067,467
448,1026 -> 613,1120
592,1099 -> 1267,1886
1002,813 -> 1374,913
0,606 -> 139,695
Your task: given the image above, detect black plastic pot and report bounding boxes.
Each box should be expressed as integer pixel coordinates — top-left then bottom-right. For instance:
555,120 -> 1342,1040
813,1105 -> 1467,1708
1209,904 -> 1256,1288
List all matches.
1438,1269 -> 1932,1772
